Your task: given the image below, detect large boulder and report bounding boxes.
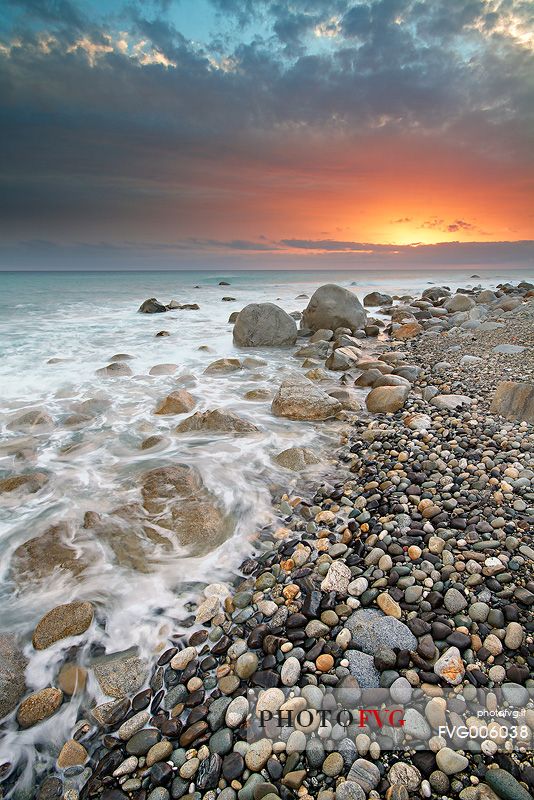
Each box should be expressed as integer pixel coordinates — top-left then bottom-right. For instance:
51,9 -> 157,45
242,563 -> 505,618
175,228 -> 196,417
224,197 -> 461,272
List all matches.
365,385 -> 409,413
490,381 -> 534,424
176,409 -> 259,434
302,285 -> 366,333
233,303 -> 297,347
32,601 -> 94,650
272,374 -> 342,420
138,298 -> 167,313
0,634 -> 28,719
363,291 -> 392,307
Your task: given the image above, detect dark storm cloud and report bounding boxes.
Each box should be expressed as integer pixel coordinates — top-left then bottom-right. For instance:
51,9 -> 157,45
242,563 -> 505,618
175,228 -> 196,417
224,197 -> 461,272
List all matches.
0,0 -> 532,264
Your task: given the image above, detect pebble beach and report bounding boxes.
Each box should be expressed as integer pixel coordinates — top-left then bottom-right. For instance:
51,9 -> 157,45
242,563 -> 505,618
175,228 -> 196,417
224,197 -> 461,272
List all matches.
1,274 -> 533,800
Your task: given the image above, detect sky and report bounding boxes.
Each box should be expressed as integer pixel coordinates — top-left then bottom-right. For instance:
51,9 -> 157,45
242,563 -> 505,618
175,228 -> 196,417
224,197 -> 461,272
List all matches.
0,0 -> 533,270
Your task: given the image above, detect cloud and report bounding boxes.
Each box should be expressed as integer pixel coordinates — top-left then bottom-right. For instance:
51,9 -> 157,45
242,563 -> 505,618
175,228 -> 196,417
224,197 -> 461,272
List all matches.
0,0 -> 532,257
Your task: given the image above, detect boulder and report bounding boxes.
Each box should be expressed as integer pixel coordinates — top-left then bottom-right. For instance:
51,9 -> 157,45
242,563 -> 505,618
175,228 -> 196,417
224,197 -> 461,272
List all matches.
302,285 -> 366,333
274,447 -> 321,471
228,312 -> 239,323
444,294 -> 475,312
490,381 -> 534,424
204,358 -> 242,374
233,303 -> 297,347
393,322 -> 422,340
365,385 -> 409,413
326,346 -> 361,371
0,472 -> 48,494
271,375 -> 342,420
328,388 -> 362,411
155,390 -> 196,415
138,298 -> 167,313
363,291 -> 392,307
32,601 -> 94,650
17,688 -> 63,728
91,647 -> 148,698
431,394 -> 472,411
345,609 -> 417,654
176,409 -> 259,433
11,523 -> 87,585
0,634 -> 28,719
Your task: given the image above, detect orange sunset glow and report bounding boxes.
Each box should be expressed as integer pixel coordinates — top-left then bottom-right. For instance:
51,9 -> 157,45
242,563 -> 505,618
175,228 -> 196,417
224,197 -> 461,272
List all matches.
0,0 -> 532,269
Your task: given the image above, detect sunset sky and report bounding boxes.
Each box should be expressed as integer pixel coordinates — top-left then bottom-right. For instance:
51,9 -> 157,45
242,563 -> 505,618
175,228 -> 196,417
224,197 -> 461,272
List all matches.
0,0 -> 533,269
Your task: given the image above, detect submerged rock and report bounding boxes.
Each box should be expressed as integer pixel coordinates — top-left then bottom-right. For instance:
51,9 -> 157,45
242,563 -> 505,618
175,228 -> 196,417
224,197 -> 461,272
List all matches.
0,472 -> 48,493
11,523 -> 87,585
233,303 -> 297,347
7,409 -> 54,430
176,409 -> 259,433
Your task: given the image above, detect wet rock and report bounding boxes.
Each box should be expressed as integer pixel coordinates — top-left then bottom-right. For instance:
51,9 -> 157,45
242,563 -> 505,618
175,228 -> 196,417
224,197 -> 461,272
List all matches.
176,409 -> 259,433
57,739 -> 87,769
7,409 -> 54,430
139,298 -> 167,313
17,687 -> 63,728
149,363 -> 179,375
11,523 -> 87,585
233,303 -> 297,347
57,663 -> 87,695
91,647 -> 148,698
141,464 -> 229,553
32,601 -> 94,650
155,390 -> 196,415
0,472 -> 49,493
273,447 -> 320,470
204,358 -> 242,375
0,634 -> 28,719
435,748 -> 469,775
272,374 -> 342,420
96,362 -> 133,377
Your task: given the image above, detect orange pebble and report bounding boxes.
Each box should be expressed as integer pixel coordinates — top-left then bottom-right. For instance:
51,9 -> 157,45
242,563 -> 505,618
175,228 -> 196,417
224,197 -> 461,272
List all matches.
316,654 -> 334,672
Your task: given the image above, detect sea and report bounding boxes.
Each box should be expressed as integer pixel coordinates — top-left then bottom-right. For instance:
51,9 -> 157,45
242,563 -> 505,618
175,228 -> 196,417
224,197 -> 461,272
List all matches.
0,267 -> 532,789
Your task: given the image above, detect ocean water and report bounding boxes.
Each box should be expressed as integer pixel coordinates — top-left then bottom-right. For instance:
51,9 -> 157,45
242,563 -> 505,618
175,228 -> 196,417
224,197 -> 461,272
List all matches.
0,266 -> 531,789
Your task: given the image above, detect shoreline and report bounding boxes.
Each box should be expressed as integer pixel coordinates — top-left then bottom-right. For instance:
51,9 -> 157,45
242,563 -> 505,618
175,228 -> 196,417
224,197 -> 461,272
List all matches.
1,278 -> 533,800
